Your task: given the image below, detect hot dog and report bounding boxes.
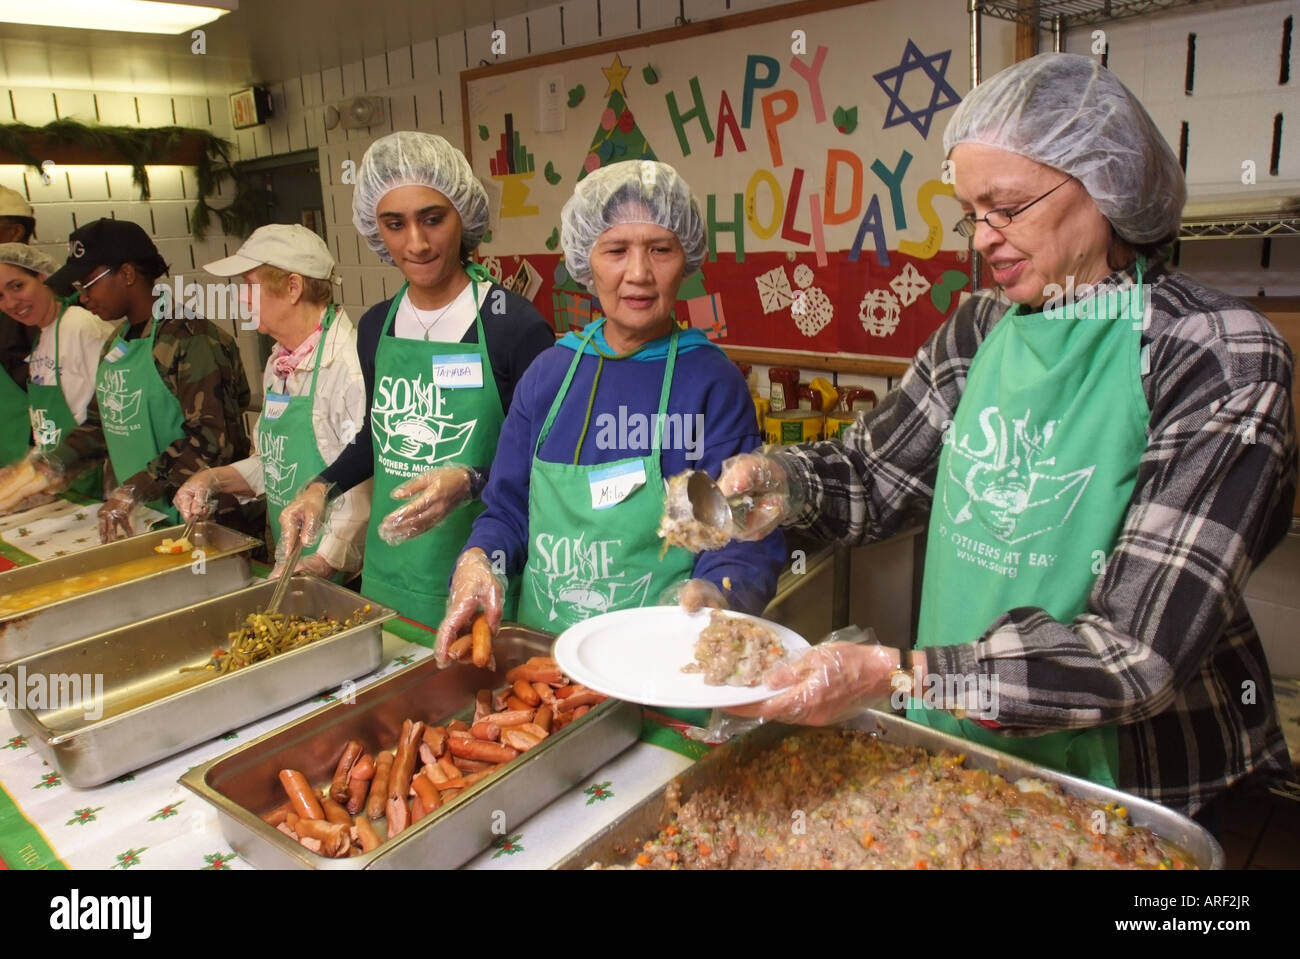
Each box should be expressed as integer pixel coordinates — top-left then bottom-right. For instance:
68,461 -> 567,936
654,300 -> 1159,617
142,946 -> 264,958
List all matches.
517,722 -> 550,740
469,721 -> 501,742
436,756 -> 462,780
447,738 -> 518,764
471,612 -> 493,668
329,739 -> 364,803
347,754 -> 375,815
502,728 -> 544,752
294,816 -> 352,857
451,756 -> 494,773
532,682 -> 557,705
411,770 -> 443,812
435,769 -> 495,791
387,719 -> 425,838
533,706 -> 553,733
572,705 -> 591,719
481,709 -> 532,727
321,796 -> 353,826
410,795 -> 427,825
353,815 -> 382,853
512,681 -> 541,707
423,725 -> 449,758
424,761 -> 450,784
505,695 -> 532,711
474,689 -> 493,724
505,661 -> 565,685
447,719 -> 471,733
447,635 -> 473,661
556,689 -> 605,713
279,769 -> 325,821
366,750 -> 394,821
261,801 -> 292,826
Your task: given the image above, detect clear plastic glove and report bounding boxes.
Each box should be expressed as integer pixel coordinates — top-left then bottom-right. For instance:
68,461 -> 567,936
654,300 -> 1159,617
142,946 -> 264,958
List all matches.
279,480 -> 333,552
294,551 -> 339,579
725,640 -> 899,726
715,450 -> 802,540
98,483 -> 143,543
434,548 -> 508,667
173,468 -> 225,523
376,466 -> 473,546
658,578 -> 729,613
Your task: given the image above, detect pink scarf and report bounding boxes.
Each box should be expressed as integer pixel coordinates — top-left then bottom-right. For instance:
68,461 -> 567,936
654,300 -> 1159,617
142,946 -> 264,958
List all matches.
270,324 -> 323,379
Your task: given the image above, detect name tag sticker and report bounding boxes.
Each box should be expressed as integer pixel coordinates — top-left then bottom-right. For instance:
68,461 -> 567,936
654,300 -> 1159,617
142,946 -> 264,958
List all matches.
263,391 -> 291,421
432,354 -> 483,389
104,338 -> 129,363
589,461 -> 646,510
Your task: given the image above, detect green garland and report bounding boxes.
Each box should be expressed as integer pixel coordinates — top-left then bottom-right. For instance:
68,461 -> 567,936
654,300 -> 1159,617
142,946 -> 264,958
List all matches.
0,119 -> 261,240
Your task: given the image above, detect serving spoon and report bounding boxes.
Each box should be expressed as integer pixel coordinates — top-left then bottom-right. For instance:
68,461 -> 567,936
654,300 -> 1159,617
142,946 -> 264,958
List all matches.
684,470 -> 754,531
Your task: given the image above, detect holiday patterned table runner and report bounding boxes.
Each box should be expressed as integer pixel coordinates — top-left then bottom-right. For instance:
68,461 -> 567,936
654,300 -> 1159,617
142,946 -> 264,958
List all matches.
0,496 -> 167,565
0,637 -> 707,871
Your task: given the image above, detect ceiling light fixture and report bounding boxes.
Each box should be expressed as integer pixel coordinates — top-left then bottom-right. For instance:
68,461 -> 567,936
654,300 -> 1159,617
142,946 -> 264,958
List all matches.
0,0 -> 236,35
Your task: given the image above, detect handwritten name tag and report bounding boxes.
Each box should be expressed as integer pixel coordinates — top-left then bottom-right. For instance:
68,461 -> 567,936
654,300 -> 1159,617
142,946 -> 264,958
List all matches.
262,391 -> 291,421
432,354 -> 483,389
589,461 -> 646,510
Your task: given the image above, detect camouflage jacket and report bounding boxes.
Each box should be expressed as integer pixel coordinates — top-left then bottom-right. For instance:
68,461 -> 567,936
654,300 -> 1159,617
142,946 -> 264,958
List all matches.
48,314 -> 253,504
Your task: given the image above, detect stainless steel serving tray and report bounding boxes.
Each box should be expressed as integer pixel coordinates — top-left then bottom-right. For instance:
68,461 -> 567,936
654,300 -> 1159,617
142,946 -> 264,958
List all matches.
0,522 -> 260,665
4,575 -> 393,788
180,625 -> 642,870
557,709 -> 1225,870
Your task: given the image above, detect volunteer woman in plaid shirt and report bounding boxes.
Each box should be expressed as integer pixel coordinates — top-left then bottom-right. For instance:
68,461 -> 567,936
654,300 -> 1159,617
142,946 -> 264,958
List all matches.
714,54 -> 1297,823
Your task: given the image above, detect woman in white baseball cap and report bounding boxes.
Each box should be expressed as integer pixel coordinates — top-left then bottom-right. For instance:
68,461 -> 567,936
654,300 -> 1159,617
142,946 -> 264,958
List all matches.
0,243 -> 112,510
173,223 -> 371,581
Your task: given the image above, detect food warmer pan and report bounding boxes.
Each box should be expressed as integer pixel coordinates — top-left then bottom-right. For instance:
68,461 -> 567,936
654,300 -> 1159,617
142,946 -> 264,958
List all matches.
180,625 -> 642,870
556,709 -> 1225,870
0,522 -> 260,665
3,575 -> 394,788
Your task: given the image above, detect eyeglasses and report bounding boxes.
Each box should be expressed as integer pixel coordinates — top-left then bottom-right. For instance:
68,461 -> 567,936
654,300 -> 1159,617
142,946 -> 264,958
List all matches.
72,268 -> 114,293
952,178 -> 1073,239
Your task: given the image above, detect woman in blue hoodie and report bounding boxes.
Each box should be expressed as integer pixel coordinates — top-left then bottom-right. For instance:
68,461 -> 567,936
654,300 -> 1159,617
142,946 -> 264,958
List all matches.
436,160 -> 785,662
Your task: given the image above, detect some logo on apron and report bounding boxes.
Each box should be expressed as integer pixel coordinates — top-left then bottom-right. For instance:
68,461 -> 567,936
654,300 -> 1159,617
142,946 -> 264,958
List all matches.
944,406 -> 1093,544
528,531 -> 652,623
261,433 -> 298,499
99,370 -> 143,427
371,373 -> 477,467
29,408 -> 60,448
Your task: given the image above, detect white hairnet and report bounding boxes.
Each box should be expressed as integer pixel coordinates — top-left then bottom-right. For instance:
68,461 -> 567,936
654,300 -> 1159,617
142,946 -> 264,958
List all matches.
560,160 -> 707,289
943,53 -> 1186,245
351,131 -> 490,264
0,242 -> 57,277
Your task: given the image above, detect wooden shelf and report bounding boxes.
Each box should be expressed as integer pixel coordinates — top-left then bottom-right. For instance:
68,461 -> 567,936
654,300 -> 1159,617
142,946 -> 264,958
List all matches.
718,345 -> 910,379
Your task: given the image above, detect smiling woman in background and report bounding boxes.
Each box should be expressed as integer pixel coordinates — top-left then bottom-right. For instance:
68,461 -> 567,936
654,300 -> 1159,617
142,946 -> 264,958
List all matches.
435,160 -> 786,699
278,131 -> 553,630
0,244 -> 111,509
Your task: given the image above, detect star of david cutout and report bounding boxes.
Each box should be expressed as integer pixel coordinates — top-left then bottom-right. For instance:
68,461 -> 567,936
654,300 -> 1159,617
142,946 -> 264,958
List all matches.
873,40 -> 962,138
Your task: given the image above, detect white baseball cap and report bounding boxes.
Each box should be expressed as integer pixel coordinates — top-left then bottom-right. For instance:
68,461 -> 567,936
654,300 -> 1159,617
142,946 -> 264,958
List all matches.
0,185 -> 33,219
204,223 -> 337,280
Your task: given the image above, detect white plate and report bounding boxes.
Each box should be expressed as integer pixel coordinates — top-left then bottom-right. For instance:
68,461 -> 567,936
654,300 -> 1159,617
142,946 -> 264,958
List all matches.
553,606 -> 810,709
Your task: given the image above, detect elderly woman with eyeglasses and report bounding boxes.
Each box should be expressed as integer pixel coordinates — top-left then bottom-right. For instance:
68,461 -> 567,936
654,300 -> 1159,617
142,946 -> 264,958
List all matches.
686,53 -> 1296,828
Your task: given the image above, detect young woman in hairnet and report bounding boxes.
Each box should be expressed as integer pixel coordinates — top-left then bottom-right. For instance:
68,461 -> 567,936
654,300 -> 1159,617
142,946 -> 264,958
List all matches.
434,161 -> 787,696
279,131 -> 553,630
705,54 -> 1296,823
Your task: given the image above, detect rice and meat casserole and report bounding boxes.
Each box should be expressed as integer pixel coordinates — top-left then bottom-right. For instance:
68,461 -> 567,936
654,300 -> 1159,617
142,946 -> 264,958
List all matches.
620,729 -> 1193,870
682,610 -> 786,687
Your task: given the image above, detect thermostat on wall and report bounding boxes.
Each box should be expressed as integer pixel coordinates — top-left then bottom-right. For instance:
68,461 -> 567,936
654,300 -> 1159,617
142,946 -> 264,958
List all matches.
230,86 -> 273,129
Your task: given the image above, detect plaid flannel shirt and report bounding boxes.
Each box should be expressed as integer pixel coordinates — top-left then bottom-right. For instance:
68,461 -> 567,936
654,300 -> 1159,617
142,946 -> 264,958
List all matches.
777,260 -> 1296,814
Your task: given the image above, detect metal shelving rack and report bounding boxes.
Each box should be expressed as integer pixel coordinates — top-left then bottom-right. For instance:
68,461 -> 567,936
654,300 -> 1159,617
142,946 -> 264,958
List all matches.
967,0 -> 1300,262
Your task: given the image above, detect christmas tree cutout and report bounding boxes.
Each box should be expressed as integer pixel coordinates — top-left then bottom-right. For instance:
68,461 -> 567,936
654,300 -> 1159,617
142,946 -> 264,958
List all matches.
579,54 -> 657,180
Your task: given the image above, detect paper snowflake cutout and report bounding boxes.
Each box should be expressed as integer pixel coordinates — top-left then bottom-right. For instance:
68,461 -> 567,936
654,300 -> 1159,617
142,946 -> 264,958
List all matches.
755,266 -> 794,314
889,262 -> 931,307
792,263 -> 814,290
481,256 -> 503,283
859,289 -> 901,337
791,286 -> 833,337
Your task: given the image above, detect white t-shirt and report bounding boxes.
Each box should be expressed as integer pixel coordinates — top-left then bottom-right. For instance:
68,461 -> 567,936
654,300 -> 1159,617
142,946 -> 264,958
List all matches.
393,280 -> 488,343
28,304 -> 113,423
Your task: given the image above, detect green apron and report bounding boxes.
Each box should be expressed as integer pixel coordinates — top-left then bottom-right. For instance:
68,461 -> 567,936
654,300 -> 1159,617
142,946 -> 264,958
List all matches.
913,262 -> 1150,787
27,304 -> 101,498
259,305 -> 334,561
0,361 -> 29,466
95,316 -> 186,524
361,271 -> 505,634
517,320 -> 705,725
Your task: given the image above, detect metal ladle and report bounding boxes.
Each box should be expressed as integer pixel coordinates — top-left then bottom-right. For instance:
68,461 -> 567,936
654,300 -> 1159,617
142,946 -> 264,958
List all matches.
684,470 -> 754,531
